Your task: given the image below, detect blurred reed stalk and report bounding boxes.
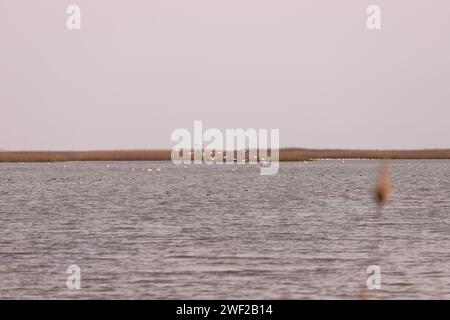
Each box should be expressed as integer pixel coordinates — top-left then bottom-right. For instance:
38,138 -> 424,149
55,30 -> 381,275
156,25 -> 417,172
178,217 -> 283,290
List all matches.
375,161 -> 392,206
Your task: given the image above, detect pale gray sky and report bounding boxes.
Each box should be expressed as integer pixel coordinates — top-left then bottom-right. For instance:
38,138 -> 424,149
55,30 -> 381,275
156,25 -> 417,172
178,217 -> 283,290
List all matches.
1,0 -> 449,150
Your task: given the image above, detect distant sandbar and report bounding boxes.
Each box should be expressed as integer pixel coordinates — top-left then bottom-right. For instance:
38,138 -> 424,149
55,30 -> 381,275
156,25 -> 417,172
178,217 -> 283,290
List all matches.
1,149 -> 449,163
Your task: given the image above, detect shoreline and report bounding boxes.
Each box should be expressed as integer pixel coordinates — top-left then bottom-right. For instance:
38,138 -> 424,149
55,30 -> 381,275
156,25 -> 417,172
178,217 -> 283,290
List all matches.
1,149 -> 450,163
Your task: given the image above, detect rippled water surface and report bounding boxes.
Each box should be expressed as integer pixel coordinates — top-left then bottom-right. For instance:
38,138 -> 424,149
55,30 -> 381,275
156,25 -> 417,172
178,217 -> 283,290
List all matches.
0,160 -> 449,299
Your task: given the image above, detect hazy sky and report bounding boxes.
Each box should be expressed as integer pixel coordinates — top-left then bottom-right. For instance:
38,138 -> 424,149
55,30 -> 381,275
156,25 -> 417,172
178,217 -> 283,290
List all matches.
1,0 -> 449,150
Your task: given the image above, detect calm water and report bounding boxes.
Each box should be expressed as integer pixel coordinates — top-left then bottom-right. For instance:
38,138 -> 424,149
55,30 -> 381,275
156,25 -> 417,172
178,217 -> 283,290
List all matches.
0,160 -> 449,299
